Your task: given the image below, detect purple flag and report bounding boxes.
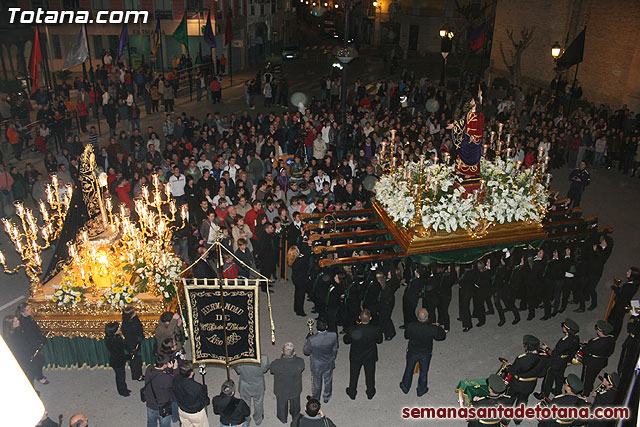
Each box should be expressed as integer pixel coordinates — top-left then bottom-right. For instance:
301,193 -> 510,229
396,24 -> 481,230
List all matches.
117,23 -> 129,60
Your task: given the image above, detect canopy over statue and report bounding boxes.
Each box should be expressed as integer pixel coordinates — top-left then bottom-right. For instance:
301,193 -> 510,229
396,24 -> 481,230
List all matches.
449,88 -> 485,177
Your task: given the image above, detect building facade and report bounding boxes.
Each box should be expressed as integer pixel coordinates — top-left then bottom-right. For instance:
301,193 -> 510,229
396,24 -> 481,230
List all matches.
0,0 -> 295,82
490,0 -> 640,111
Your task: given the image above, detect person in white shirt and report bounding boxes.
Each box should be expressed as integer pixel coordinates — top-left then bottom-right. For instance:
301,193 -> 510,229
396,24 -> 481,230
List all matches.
168,166 -> 186,199
223,156 -> 241,182
313,169 -> 331,189
321,121 -> 331,144
212,187 -> 232,206
196,153 -> 213,172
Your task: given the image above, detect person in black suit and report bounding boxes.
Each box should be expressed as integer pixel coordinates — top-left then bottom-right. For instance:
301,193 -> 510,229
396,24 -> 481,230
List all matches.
343,309 -> 383,400
16,303 -> 48,385
104,322 -> 130,396
609,267 -> 640,338
289,244 -> 310,316
269,342 -> 306,424
618,314 -> 640,400
589,372 -> 619,427
581,320 -> 616,396
399,308 -> 446,397
121,305 -> 145,381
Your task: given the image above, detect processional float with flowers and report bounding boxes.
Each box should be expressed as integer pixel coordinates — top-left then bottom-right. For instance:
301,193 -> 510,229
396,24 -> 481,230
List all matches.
0,144 -> 189,343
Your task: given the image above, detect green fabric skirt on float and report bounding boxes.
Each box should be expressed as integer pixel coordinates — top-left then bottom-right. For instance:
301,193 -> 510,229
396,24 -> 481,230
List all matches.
41,336 -> 157,368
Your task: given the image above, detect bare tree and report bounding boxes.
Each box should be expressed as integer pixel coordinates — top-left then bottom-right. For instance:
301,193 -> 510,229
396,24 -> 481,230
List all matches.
499,26 -> 535,85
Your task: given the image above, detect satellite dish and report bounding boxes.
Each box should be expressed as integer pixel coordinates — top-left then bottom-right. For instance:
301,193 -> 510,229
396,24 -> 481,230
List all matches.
426,98 -> 440,113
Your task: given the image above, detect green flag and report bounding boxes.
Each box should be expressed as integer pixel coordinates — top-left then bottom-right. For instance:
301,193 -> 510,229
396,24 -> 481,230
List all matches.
172,13 -> 188,48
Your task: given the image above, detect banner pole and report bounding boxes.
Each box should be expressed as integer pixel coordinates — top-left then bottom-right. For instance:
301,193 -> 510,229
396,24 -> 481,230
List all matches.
215,242 -> 231,379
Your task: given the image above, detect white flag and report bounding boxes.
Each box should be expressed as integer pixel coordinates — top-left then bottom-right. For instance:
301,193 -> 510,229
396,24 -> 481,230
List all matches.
62,26 -> 89,70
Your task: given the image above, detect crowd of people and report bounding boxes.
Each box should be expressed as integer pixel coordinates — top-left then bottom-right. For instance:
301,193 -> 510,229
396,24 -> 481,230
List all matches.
0,44 -> 639,426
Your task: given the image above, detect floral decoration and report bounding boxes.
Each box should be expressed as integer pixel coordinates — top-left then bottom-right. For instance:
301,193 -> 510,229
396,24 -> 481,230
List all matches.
46,284 -> 86,309
98,278 -> 139,309
374,158 -> 549,234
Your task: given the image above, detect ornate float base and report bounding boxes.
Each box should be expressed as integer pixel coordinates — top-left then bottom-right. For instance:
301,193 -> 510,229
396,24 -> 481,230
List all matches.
373,201 -> 548,256
28,273 -> 177,367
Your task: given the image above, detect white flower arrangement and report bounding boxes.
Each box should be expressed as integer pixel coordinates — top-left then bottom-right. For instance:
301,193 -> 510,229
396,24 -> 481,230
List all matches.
46,284 -> 86,309
123,249 -> 182,302
98,280 -> 139,309
374,158 -> 549,234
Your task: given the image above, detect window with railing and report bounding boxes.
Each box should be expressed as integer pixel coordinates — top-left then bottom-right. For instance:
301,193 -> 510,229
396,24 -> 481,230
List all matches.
91,0 -> 110,9
123,0 -> 142,10
154,0 -> 173,11
31,0 -> 49,8
186,0 -> 204,10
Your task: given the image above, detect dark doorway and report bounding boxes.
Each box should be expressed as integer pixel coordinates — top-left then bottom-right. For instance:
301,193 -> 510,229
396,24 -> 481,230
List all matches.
408,25 -> 419,51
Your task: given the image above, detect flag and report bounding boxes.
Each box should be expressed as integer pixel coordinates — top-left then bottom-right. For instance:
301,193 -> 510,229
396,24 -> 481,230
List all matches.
225,12 -> 233,46
152,18 -> 161,55
62,26 -> 89,70
172,13 -> 188,48
28,26 -> 42,94
468,22 -> 487,51
555,27 -> 586,71
117,23 -> 129,60
204,10 -> 216,48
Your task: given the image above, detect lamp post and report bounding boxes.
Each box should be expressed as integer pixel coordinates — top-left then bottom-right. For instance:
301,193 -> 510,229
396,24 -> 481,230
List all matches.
551,41 -> 562,60
439,26 -> 454,87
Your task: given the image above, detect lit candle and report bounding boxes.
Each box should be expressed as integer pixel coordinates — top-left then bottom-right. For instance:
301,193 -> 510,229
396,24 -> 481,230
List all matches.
14,202 -> 24,217
105,197 -> 112,213
506,148 -> 513,158
496,140 -> 502,154
546,173 -> 552,186
120,203 -> 127,218
414,184 -> 419,196
0,250 -> 4,266
544,155 -> 550,165
538,146 -> 545,158
490,131 -> 496,144
498,122 -> 504,134
142,185 -> 149,201
541,163 -> 548,174
482,144 -> 488,156
165,183 -> 171,200
51,174 -> 59,189
181,205 -> 188,221
444,153 -> 451,164
434,156 -> 439,165
506,134 -> 512,145
152,174 -> 159,188
479,179 -> 486,192
515,161 -> 522,170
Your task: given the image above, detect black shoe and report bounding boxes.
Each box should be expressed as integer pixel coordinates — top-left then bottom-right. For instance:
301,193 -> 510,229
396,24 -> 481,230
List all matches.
366,391 -> 376,400
558,306 -> 566,313
550,310 -> 558,317
463,326 -> 472,332
417,387 -> 429,397
486,310 -> 494,315
476,321 -> 485,327
120,391 -> 131,397
497,320 -> 505,327
346,388 -> 356,400
399,325 -> 405,329
323,399 -> 329,404
533,392 -> 544,401
540,315 -> 550,320
574,308 -> 585,313
527,315 -> 534,321
587,305 -> 596,311
512,318 -> 520,325
296,312 -> 307,317
135,376 -> 145,381
399,383 -> 409,394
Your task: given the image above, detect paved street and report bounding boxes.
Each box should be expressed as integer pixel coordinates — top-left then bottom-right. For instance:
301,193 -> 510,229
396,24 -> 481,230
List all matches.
1,26 -> 639,427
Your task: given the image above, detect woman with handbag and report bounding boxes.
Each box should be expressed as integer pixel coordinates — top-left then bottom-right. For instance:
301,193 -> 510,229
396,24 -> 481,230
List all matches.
104,322 -> 131,397
144,354 -> 178,427
121,305 -> 145,381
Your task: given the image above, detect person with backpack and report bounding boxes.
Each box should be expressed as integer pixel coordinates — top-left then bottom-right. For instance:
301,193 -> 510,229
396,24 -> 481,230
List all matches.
212,379 -> 251,427
143,354 -> 177,427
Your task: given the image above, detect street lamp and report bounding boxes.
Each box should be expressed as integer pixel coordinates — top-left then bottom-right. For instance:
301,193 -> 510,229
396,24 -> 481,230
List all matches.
439,27 -> 454,86
551,42 -> 562,59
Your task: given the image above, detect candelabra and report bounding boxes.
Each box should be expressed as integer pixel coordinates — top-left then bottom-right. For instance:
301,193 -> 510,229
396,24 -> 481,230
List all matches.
65,173 -> 188,295
0,174 -> 72,292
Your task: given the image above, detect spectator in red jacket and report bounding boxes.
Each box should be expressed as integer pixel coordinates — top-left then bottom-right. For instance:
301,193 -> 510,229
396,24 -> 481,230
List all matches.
243,200 -> 265,236
115,178 -> 132,210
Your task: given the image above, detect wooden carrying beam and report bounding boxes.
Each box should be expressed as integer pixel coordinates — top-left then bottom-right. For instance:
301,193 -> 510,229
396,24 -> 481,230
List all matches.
319,251 -> 406,268
301,208 -> 374,221
313,239 -> 396,254
309,228 -> 389,242
303,217 -> 380,231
